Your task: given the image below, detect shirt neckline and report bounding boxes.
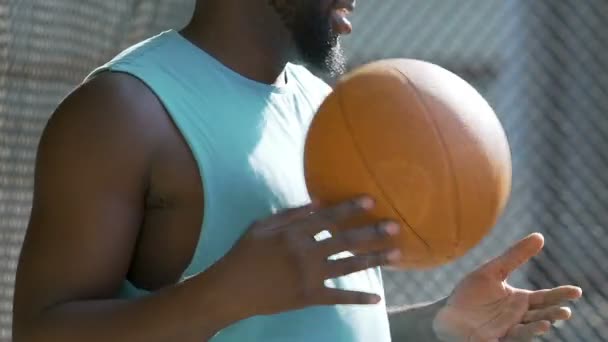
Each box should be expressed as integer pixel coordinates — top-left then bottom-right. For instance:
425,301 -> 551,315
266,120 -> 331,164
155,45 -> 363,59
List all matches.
166,29 -> 294,95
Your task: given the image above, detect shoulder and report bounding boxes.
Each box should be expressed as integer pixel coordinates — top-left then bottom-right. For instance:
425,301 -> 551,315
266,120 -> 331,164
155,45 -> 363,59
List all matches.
41,72 -> 169,171
85,30 -> 178,81
52,72 -> 165,136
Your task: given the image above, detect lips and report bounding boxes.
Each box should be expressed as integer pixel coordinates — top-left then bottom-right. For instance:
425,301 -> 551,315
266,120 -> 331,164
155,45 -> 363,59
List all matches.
330,0 -> 355,35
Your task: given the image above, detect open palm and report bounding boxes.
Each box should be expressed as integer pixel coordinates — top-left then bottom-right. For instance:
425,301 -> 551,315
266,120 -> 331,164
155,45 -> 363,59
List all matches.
433,234 -> 582,342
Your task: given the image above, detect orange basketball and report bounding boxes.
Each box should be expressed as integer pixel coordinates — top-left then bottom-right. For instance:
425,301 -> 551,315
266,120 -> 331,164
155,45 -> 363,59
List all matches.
304,59 -> 512,269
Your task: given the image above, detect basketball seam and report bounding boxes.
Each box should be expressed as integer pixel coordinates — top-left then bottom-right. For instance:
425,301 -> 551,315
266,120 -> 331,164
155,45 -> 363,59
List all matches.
335,84 -> 432,255
392,67 -> 462,259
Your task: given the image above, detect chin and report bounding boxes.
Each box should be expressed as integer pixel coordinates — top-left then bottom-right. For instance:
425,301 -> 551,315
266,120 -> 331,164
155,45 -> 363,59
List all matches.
319,49 -> 347,77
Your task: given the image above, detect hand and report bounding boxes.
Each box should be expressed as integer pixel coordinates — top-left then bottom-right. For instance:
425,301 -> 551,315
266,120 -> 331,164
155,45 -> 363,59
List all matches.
207,197 -> 402,320
433,233 -> 583,342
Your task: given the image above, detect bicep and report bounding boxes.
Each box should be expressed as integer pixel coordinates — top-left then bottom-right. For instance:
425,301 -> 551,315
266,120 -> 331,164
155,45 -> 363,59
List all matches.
14,73 -> 159,325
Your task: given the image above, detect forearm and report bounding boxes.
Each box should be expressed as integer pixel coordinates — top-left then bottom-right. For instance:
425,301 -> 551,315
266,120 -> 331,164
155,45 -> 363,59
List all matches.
388,297 -> 447,342
15,274 -> 236,342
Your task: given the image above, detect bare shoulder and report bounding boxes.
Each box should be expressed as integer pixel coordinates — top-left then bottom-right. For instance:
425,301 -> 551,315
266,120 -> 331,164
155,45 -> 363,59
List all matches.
36,70 -> 176,190
13,71 -> 171,329
45,72 -> 167,148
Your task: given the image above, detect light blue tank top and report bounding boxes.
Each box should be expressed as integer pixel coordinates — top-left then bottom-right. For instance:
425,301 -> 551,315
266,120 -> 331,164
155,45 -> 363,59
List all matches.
87,30 -> 391,342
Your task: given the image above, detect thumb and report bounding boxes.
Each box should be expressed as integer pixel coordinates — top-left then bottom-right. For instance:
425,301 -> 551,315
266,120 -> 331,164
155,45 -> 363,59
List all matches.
480,233 -> 545,280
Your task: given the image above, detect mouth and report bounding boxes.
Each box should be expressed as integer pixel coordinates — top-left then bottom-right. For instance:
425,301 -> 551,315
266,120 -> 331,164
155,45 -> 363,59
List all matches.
330,0 -> 355,35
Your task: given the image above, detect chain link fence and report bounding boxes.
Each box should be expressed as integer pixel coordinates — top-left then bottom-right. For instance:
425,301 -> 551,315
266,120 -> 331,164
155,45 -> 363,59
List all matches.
348,2 -> 608,341
1,1 -> 607,341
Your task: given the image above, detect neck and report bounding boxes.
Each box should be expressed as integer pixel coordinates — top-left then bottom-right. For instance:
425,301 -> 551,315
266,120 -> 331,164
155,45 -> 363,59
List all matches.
181,1 -> 294,85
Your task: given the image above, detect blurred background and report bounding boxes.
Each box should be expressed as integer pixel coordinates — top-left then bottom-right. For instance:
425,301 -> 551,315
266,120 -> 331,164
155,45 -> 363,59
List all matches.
0,0 -> 606,341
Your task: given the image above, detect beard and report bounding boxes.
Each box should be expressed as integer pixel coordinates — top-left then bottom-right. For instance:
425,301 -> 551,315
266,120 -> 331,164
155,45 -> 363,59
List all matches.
270,0 -> 347,76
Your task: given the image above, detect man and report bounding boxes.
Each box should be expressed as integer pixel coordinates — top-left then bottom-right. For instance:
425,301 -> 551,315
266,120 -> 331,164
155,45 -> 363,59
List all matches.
13,0 -> 582,341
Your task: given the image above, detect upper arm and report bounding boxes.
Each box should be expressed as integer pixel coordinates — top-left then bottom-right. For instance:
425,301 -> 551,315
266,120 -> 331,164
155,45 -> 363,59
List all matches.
13,72 -> 164,326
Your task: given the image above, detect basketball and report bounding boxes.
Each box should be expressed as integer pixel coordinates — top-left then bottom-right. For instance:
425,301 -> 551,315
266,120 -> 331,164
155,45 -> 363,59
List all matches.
304,59 -> 512,269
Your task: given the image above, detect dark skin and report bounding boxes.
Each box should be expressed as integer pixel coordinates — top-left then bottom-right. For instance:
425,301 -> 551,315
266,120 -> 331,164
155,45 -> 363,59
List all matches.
13,0 -> 582,341
12,64 -> 401,340
14,55 -> 398,341
13,1 -> 399,341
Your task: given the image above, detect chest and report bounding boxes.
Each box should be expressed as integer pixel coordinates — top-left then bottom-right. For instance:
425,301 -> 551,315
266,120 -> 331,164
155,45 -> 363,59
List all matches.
128,100 -> 313,290
245,109 -> 312,211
